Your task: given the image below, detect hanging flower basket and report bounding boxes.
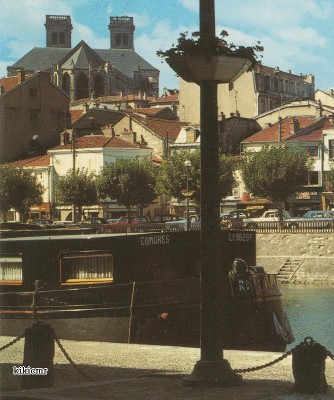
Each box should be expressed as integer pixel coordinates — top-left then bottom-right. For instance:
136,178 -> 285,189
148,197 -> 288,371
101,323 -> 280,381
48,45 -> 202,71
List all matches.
157,31 -> 263,84
166,54 -> 252,84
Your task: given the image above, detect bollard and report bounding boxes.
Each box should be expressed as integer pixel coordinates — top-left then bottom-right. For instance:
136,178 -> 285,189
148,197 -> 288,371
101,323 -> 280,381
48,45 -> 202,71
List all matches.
292,337 -> 328,394
21,322 -> 55,389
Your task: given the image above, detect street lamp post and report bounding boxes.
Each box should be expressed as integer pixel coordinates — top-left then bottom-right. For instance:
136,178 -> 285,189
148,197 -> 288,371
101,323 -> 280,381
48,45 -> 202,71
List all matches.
184,160 -> 191,231
183,0 -> 242,387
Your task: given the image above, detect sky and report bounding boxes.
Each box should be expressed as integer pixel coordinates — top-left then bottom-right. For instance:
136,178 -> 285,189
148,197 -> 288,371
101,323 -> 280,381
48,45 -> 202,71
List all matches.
0,0 -> 333,93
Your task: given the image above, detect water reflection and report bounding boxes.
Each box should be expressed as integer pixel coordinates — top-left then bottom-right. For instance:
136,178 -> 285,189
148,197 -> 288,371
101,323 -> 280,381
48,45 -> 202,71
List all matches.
280,285 -> 334,351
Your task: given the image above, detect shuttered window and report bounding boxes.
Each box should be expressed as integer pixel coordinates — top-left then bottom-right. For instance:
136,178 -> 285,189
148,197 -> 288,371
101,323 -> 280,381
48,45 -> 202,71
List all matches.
0,255 -> 23,285
60,252 -> 113,285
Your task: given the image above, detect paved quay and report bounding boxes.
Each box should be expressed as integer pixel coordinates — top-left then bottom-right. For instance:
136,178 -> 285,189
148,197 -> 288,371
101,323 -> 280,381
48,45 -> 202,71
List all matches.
1,336 -> 333,400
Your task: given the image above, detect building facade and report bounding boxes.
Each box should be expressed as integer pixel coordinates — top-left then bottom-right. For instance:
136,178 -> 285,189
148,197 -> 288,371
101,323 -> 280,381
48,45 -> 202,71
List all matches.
0,71 -> 69,162
179,65 -> 315,124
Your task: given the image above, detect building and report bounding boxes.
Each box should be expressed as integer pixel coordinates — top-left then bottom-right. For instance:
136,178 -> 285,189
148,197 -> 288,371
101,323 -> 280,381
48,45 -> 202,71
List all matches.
6,15 -> 159,102
315,89 -> 334,108
179,65 -> 315,124
241,115 -> 334,214
2,155 -> 53,221
0,71 -> 69,162
255,99 -> 334,128
112,114 -> 187,158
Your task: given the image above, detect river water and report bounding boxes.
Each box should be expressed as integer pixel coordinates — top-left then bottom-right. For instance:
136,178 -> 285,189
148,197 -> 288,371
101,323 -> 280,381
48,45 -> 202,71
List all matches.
281,285 -> 334,352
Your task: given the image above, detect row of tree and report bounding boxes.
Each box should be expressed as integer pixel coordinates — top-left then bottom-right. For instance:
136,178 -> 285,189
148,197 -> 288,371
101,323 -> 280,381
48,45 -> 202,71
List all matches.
1,145 -> 334,222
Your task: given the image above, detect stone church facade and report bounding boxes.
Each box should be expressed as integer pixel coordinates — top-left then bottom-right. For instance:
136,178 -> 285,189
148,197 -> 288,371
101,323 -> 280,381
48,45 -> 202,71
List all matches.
7,15 -> 159,102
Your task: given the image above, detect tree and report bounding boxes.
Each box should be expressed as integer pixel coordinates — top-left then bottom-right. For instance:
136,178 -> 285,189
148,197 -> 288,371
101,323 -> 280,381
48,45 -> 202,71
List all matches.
96,158 -> 157,218
155,149 -> 236,204
55,168 -> 98,222
0,166 -> 43,221
241,144 -> 313,221
325,167 -> 334,192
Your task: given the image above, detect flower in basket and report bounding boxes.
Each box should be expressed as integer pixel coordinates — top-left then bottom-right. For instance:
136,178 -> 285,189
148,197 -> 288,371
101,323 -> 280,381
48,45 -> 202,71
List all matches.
157,30 -> 263,84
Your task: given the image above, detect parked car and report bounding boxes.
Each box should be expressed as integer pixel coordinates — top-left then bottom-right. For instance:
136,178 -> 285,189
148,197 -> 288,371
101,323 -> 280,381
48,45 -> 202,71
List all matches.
81,217 -> 113,233
0,222 -> 43,230
151,214 -> 180,223
165,216 -> 200,231
107,216 -> 157,233
243,209 -> 296,229
220,209 -> 253,228
291,210 -> 334,229
29,219 -> 54,227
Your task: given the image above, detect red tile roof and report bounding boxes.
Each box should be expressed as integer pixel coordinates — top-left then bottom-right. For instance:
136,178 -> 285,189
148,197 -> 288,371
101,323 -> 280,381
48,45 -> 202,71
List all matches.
243,116 -> 316,143
0,74 -> 33,92
71,109 -> 84,124
287,118 -> 333,142
131,116 -> 187,140
3,155 -> 50,167
51,135 -> 145,150
0,76 -> 20,92
151,93 -> 179,103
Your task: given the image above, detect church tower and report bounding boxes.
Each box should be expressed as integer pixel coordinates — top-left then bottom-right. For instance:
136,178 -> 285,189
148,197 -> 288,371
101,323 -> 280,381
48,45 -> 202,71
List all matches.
109,16 -> 135,50
45,15 -> 72,48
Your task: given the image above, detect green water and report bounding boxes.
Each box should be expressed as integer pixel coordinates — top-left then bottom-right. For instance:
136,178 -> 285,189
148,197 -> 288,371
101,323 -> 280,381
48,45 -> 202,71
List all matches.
281,285 -> 334,352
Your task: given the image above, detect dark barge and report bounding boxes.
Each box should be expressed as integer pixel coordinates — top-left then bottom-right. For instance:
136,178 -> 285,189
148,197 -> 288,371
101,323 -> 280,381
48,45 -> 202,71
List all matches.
0,230 -> 293,351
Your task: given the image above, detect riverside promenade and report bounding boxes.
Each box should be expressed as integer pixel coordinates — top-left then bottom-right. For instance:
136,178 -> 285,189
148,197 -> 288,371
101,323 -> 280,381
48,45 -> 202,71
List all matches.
1,336 -> 333,400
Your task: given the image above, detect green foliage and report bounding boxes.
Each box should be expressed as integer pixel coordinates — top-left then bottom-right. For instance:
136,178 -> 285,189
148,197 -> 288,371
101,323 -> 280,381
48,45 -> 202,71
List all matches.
96,158 -> 157,213
55,168 -> 97,221
241,144 -> 313,206
0,166 -> 43,221
325,167 -> 334,191
155,149 -> 236,203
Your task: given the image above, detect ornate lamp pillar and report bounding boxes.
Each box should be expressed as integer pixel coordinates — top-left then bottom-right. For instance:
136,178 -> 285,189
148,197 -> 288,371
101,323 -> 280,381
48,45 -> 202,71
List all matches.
183,0 -> 242,387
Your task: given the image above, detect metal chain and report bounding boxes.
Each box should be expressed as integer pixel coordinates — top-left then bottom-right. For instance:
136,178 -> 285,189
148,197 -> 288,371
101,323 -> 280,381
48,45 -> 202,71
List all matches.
0,332 -> 25,352
54,335 -> 94,382
233,350 -> 292,374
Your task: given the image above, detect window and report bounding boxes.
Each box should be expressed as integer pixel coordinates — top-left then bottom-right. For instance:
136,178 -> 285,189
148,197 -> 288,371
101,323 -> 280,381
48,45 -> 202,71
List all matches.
29,88 -> 37,97
304,171 -> 319,186
30,112 -> 38,122
52,32 -> 57,45
0,255 -> 23,285
306,146 -> 318,158
329,140 -> 334,159
60,251 -> 113,285
116,33 -> 122,46
59,32 -> 65,44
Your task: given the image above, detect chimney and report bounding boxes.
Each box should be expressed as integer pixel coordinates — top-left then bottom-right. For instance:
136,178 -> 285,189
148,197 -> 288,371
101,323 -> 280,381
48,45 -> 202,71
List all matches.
83,103 -> 89,113
290,117 -> 300,134
60,130 -> 70,145
316,100 -> 323,118
17,68 -> 25,83
331,89 -> 334,97
111,127 -> 115,137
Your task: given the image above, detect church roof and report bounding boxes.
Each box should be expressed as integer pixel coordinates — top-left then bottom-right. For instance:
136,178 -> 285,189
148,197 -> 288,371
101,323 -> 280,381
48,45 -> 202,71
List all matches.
9,43 -> 158,78
59,41 -> 105,70
96,48 -> 157,78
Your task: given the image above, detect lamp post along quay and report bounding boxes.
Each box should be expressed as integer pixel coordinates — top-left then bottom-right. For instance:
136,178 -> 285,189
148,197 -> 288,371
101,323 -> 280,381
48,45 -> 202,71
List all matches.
184,160 -> 192,231
182,0 -> 242,387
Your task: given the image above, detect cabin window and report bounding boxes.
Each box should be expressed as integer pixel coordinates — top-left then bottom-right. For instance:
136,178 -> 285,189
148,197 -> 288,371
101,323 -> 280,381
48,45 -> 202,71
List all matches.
60,251 -> 113,285
0,255 -> 23,285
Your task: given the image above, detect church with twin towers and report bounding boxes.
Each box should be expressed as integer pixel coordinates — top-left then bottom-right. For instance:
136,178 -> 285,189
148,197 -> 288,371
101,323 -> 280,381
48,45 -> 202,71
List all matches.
7,15 -> 160,101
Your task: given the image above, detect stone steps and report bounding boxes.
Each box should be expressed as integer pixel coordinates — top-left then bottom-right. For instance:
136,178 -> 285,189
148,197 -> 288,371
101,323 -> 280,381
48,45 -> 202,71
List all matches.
277,258 -> 303,283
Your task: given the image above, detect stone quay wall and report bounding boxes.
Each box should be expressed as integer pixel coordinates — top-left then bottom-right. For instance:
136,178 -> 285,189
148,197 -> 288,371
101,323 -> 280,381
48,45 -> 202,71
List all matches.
256,233 -> 334,284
